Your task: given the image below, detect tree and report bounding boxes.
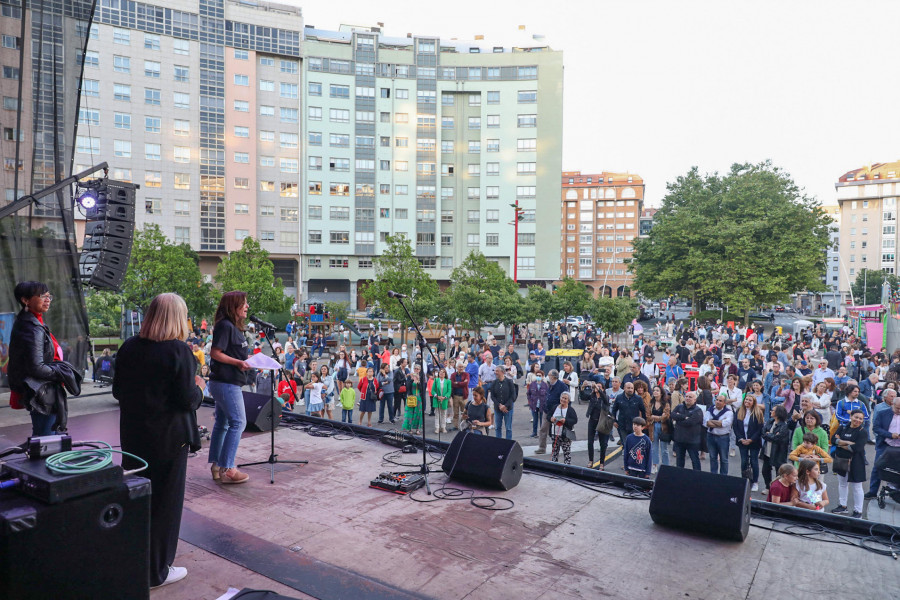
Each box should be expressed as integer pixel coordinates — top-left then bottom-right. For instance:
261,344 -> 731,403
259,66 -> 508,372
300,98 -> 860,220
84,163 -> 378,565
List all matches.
553,277 -> 593,319
523,285 -> 554,329
122,224 -> 214,316
325,300 -> 350,325
445,250 -> 519,335
850,269 -> 900,306
589,296 -> 638,341
630,161 -> 832,324
85,289 -> 123,337
360,234 -> 438,341
215,236 -> 292,316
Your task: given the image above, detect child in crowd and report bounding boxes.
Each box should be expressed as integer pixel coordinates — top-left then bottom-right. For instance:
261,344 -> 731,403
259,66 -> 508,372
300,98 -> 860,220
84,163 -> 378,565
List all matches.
339,380 -> 356,424
766,463 -> 797,504
624,417 -> 652,478
791,459 -> 829,511
788,432 -> 834,468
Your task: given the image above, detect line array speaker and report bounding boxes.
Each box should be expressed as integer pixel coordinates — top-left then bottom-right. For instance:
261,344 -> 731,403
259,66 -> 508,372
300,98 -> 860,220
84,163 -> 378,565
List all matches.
78,179 -> 137,292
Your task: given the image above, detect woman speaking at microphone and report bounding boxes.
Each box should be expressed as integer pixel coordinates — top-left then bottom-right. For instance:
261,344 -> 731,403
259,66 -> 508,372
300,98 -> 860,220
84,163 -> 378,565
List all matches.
208,291 -> 252,484
113,293 -> 204,588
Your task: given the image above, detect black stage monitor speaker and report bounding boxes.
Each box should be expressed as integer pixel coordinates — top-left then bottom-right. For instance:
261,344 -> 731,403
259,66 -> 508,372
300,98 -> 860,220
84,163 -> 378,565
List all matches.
243,391 -> 280,432
442,432 -> 523,490
0,476 -> 151,600
649,465 -> 751,542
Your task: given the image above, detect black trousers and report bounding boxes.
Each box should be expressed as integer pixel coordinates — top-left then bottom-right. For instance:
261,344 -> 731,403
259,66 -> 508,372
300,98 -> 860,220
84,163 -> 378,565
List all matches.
144,445 -> 189,587
587,418 -> 609,465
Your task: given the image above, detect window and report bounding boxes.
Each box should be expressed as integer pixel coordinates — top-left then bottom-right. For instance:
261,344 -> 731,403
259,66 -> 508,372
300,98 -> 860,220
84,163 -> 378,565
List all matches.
113,28 -> 130,45
441,257 -> 454,269
395,209 -> 409,219
234,74 -> 249,86
330,231 -> 350,244
114,140 -> 131,158
259,156 -> 275,167
280,183 -> 298,197
441,234 -> 453,247
234,100 -> 249,112
259,56 -> 274,66
395,161 -> 409,172
308,107 -> 322,121
113,55 -> 130,73
308,157 -> 322,171
307,131 -> 321,145
170,147 -> 189,164
145,144 -> 161,161
173,39 -> 189,55
307,205 -> 322,219
307,257 -> 321,268
281,208 -> 299,222
467,234 -> 479,247
517,138 -> 537,152
518,114 -> 537,127
467,210 -> 480,223
518,233 -> 535,245
357,87 -> 375,98
486,186 -> 500,199
173,93 -> 189,109
328,133 -> 349,148
234,49 -> 248,60
174,66 -> 189,82
442,116 -> 454,129
486,139 -> 500,153
3,96 -> 18,110
174,201 -> 190,216
517,66 -> 538,79
260,105 -> 274,117
280,133 -> 299,149
330,207 -> 350,221
234,229 -> 250,241
328,158 -> 349,172
145,171 -> 161,187
174,120 -> 190,136
329,84 -> 350,99
517,162 -> 536,175
114,84 -> 131,102
487,163 -> 500,176
518,90 -> 537,103
308,231 -> 323,244
329,109 -> 350,123
521,209 -> 535,223
144,33 -> 160,51
468,164 -> 480,176
308,82 -> 322,96
1,66 -> 19,80
113,112 -> 130,129
261,205 -> 276,217
259,231 -> 275,241
329,183 -> 350,196
396,89 -> 409,99
468,141 -> 481,154
486,210 -> 500,223
258,79 -> 274,92
468,117 -> 481,130
329,258 -> 349,269
145,199 -> 161,215
280,60 -> 298,74
416,210 -> 436,222
397,185 -> 408,195
234,152 -> 249,163
486,115 -> 500,128
396,113 -> 409,124
234,126 -> 249,138
234,204 -> 250,215
280,83 -> 298,99
233,177 -> 249,189
359,258 -> 374,269
280,158 -> 299,173
144,60 -> 160,78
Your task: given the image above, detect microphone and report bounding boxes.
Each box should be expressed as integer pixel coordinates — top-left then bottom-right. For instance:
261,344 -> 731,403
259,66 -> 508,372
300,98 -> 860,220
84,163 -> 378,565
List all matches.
249,315 -> 275,330
387,290 -> 408,299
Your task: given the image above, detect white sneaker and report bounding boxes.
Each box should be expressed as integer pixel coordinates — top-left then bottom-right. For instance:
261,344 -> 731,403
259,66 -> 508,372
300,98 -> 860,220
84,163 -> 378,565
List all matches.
489,425 -> 495,430
730,449 -> 736,457
651,465 -> 658,474
751,483 -> 759,492
152,566 -> 187,589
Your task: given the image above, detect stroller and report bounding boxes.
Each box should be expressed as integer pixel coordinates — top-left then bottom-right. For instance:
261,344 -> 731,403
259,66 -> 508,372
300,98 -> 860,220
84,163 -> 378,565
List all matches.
875,446 -> 900,509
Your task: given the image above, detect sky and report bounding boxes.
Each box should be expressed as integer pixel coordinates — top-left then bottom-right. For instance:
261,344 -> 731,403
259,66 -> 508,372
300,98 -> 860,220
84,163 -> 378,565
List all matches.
292,0 -> 900,207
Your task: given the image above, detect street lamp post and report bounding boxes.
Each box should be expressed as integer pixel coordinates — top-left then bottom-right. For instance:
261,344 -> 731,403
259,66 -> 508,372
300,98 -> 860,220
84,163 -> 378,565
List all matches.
510,201 -> 524,282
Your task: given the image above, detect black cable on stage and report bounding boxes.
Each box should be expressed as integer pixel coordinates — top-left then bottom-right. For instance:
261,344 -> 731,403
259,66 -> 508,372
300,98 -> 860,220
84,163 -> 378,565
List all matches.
523,468 -> 653,500
407,479 -> 515,511
750,515 -> 900,559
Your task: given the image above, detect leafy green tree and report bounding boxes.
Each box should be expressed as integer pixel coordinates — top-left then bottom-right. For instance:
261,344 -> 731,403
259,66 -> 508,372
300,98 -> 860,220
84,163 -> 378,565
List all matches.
589,296 -> 638,340
215,236 -> 292,316
523,286 -> 553,325
325,301 -> 350,325
850,269 -> 900,306
122,224 -> 214,316
85,289 -> 123,337
553,277 -> 593,319
360,234 -> 438,341
630,161 -> 832,324
446,250 -> 518,334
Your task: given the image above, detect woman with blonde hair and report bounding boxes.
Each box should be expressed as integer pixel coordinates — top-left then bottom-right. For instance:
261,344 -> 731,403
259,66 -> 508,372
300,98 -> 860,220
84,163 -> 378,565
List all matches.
734,392 -> 766,492
113,293 -> 205,588
207,291 -> 252,485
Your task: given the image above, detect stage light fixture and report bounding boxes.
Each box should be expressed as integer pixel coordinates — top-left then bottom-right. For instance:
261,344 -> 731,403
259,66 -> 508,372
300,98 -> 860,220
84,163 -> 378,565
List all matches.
77,189 -> 98,209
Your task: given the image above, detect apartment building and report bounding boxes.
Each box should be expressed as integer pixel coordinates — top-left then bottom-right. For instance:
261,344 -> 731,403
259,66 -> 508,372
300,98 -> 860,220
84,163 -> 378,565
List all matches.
560,170 -> 644,297
74,0 -> 304,297
835,162 -> 900,305
300,26 -> 563,307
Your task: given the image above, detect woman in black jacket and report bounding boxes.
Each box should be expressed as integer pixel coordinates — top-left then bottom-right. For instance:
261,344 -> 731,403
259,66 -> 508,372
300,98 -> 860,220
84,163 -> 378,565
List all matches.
113,293 -> 204,589
830,409 -> 869,518
733,394 -> 765,492
7,281 -> 70,436
585,382 -> 611,469
760,404 -> 791,494
551,392 -> 578,464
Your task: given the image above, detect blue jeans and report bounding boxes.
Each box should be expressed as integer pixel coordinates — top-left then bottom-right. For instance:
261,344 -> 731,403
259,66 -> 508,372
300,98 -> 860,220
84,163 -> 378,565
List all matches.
304,389 -> 312,415
495,404 -> 513,440
531,408 -> 543,436
738,445 -> 760,484
652,423 -> 669,466
707,433 -> 730,475
342,409 -> 353,423
208,381 -> 247,470
379,392 -> 394,422
30,410 -> 57,436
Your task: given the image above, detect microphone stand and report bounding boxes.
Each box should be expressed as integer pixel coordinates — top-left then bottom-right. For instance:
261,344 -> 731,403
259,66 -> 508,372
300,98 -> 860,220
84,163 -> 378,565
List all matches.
392,295 -> 442,495
238,323 -> 307,483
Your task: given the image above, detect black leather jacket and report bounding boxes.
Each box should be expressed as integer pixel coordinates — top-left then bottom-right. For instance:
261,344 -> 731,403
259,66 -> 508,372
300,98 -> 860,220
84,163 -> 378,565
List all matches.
8,309 -> 58,395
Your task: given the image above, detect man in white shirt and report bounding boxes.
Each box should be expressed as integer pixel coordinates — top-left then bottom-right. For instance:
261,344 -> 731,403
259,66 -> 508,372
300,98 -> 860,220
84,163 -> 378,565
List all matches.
703,394 -> 734,475
811,359 -> 835,389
